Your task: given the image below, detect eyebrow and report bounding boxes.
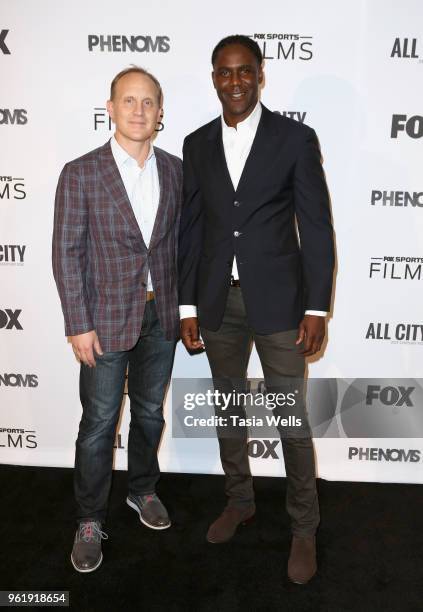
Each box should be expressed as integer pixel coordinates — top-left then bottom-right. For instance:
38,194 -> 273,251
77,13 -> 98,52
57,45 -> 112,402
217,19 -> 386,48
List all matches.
123,95 -> 155,100
217,63 -> 254,70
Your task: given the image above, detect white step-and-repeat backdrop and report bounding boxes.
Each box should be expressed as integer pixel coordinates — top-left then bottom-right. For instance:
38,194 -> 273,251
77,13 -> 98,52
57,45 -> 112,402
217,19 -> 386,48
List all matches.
1,0 -> 422,483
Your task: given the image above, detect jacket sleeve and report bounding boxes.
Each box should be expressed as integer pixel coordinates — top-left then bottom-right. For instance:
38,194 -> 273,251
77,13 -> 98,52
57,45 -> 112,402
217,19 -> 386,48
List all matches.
178,137 -> 204,306
52,162 -> 94,336
294,128 -> 335,312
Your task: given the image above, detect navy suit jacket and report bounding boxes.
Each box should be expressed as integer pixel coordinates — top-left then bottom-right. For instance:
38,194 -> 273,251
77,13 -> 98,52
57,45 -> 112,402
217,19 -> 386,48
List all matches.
178,104 -> 335,334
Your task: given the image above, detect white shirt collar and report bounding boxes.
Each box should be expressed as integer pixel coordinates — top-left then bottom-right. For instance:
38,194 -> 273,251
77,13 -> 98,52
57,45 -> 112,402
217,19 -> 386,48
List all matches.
110,135 -> 155,168
221,100 -> 262,135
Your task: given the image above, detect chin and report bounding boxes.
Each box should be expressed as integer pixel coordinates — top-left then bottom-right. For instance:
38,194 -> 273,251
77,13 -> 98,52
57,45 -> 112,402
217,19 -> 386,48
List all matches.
225,106 -> 248,117
224,98 -> 254,114
234,106 -> 250,115
130,131 -> 149,140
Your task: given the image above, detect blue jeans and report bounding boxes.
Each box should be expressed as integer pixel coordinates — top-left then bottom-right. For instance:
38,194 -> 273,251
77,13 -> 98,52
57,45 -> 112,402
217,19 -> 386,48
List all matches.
74,300 -> 176,522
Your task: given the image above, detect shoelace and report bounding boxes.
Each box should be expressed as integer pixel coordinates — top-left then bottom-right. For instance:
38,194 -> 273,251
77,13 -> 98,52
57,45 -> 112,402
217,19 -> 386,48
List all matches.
143,494 -> 156,504
78,521 -> 109,543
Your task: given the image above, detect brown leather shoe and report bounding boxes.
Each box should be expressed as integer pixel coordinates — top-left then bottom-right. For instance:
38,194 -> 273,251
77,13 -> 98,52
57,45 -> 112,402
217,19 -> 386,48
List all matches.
287,535 -> 317,584
206,505 -> 255,543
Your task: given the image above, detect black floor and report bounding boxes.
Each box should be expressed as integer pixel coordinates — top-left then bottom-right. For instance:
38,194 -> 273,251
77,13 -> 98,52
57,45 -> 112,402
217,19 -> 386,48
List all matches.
1,465 -> 422,611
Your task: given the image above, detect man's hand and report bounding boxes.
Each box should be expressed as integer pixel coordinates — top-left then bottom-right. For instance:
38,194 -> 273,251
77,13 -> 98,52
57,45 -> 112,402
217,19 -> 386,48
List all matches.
69,330 -> 103,367
296,315 -> 326,357
180,317 -> 204,352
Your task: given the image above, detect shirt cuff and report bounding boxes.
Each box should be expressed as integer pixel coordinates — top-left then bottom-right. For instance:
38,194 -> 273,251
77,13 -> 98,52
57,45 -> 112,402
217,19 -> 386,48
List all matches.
305,310 -> 327,317
179,305 -> 197,319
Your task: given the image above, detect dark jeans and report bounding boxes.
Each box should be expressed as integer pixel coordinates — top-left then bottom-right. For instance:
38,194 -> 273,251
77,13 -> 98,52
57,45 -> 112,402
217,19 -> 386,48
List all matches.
201,287 -> 320,537
74,300 -> 176,523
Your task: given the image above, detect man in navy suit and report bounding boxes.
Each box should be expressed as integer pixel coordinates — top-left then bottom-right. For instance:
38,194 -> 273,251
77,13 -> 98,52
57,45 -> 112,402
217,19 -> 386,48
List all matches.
178,35 -> 334,584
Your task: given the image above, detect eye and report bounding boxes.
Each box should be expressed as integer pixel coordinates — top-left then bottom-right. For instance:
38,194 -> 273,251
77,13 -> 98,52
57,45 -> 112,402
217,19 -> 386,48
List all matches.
124,96 -> 135,104
143,99 -> 153,107
219,69 -> 230,77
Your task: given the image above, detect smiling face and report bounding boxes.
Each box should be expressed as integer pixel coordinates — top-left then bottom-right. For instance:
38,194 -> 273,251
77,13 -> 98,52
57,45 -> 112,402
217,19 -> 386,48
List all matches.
106,71 -> 162,147
212,43 -> 263,127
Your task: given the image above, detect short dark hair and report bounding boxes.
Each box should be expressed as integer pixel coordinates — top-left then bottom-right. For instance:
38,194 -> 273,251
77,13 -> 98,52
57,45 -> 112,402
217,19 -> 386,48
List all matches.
211,35 -> 263,67
110,66 -> 162,104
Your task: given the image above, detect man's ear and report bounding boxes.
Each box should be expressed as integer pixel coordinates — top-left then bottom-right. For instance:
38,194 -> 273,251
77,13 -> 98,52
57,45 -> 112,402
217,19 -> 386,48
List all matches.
106,99 -> 114,122
258,64 -> 264,85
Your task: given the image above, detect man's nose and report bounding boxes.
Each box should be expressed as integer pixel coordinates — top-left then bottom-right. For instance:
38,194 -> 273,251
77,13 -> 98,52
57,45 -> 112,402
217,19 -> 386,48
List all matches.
229,71 -> 241,87
133,101 -> 144,115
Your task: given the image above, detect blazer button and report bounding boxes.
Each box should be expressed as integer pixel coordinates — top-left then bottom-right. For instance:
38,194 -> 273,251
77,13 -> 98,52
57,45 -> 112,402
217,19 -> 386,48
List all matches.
233,200 -> 241,207
233,231 -> 242,237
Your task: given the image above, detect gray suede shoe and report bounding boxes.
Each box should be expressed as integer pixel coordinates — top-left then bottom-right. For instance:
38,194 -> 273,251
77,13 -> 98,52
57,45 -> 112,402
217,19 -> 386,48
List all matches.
126,493 -> 171,530
71,520 -> 108,573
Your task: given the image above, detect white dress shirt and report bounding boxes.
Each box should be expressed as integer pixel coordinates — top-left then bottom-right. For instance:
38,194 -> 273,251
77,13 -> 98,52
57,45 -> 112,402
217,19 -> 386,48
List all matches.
179,103 -> 326,319
110,135 -> 160,291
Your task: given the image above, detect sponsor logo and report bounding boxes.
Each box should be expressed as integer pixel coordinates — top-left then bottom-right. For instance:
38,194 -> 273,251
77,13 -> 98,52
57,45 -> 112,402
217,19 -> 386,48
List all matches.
366,322 -> 423,344
366,385 -> 414,407
369,256 -> 423,280
275,110 -> 307,123
248,439 -> 280,459
340,379 -> 423,438
251,33 -> 313,61
0,245 -> 26,265
0,427 -> 37,449
93,107 -> 164,132
348,447 -> 420,462
0,308 -> 22,330
0,109 -> 27,125
0,29 -> 10,54
0,373 -> 38,388
0,176 -> 26,200
93,108 -> 112,131
371,190 -> 423,207
88,34 -> 170,53
391,37 -> 420,59
391,114 -> 423,139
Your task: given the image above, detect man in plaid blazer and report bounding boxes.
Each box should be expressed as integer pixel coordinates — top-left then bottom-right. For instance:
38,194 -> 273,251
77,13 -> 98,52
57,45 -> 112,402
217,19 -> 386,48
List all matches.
52,67 -> 182,573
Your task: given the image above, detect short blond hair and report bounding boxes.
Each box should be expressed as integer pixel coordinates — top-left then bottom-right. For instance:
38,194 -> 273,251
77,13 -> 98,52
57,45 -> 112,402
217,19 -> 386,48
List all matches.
110,66 -> 162,104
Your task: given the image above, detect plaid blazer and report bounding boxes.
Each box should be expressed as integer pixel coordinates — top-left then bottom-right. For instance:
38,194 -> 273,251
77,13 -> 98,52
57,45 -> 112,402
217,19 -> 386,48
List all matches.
52,140 -> 182,352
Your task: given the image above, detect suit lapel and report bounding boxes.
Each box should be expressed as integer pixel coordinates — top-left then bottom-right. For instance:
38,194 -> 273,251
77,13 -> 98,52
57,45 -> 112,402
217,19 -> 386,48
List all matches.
149,147 -> 172,250
207,119 -> 235,196
98,141 -> 147,248
235,104 -> 277,196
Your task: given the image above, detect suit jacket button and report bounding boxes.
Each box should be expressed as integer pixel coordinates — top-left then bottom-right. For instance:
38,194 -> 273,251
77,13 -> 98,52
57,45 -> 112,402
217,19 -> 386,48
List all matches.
234,200 -> 241,207
234,231 -> 242,237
